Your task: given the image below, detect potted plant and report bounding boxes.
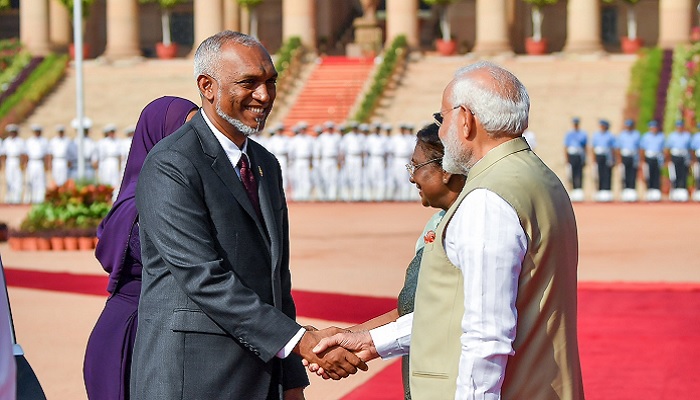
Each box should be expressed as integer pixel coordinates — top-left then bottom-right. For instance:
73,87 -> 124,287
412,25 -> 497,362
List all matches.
139,0 -> 188,59
424,0 -> 460,56
522,0 -> 558,55
58,0 -> 95,59
602,0 -> 643,54
237,0 -> 264,39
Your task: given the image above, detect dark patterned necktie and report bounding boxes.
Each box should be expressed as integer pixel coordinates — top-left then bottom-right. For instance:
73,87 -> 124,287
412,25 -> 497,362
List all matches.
238,153 -> 262,219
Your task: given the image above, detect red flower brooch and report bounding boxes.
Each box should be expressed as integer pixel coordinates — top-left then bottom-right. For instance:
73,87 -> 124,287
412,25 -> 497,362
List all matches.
423,230 -> 436,244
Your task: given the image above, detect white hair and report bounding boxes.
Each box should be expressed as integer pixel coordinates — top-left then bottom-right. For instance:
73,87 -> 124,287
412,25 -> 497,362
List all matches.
193,30 -> 263,81
450,61 -> 530,138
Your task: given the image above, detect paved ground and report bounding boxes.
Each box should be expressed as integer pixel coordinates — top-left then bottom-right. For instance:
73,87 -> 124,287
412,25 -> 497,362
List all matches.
2,201 -> 699,399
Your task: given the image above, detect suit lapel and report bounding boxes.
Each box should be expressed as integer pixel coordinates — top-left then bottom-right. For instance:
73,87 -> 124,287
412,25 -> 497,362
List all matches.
191,113 -> 271,249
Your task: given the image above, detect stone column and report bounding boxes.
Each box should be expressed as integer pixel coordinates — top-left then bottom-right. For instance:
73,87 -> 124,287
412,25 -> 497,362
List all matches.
658,0 -> 692,48
563,0 -> 603,53
193,0 -> 224,51
224,0 -> 241,32
472,0 -> 512,55
103,0 -> 141,59
49,0 -> 71,50
240,7 -> 251,35
20,0 -> 51,56
386,0 -> 418,48
282,0 -> 315,49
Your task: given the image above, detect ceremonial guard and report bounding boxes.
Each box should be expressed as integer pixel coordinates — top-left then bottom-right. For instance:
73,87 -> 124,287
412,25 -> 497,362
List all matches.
49,124 -> 75,187
288,122 -> 314,201
387,123 -> 415,201
96,124 -> 123,189
340,122 -> 365,201
640,120 -> 665,201
265,123 -> 290,193
316,121 -> 341,201
563,117 -> 588,201
1,124 -> 26,204
70,117 -> 97,181
616,119 -> 641,201
591,119 -> 616,201
691,123 -> 700,201
665,120 -> 691,201
24,124 -> 49,203
364,122 -> 389,201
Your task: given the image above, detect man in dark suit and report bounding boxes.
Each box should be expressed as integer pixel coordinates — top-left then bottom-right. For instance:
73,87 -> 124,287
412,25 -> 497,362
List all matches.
131,31 -> 366,400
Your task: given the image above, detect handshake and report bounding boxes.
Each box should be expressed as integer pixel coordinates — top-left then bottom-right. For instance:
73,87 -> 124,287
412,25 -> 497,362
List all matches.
293,325 -> 379,380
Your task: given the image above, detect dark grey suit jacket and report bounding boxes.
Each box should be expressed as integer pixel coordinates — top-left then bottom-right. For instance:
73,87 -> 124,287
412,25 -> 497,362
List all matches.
131,111 -> 308,399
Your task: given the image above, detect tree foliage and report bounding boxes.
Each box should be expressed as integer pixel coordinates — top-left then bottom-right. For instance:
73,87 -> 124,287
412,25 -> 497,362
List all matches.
237,0 -> 263,9
138,0 -> 188,10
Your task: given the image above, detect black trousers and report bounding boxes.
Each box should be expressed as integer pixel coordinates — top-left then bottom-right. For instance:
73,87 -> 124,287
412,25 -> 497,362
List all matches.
671,155 -> 689,189
621,156 -> 637,189
567,154 -> 584,189
595,154 -> 612,191
645,157 -> 661,190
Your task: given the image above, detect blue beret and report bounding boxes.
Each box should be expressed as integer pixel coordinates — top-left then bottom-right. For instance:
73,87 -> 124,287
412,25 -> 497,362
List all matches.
648,120 -> 658,128
572,117 -> 580,124
624,119 -> 634,127
599,119 -> 610,128
675,120 -> 684,127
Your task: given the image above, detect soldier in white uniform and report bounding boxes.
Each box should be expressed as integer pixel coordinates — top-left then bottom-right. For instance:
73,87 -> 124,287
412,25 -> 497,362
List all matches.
288,122 -> 315,201
365,123 -> 389,201
340,122 -> 365,201
388,122 -> 415,201
265,123 -> 290,194
96,124 -> 123,189
70,117 -> 97,181
316,121 -> 342,201
49,124 -> 75,187
310,125 -> 324,200
1,124 -> 26,204
24,124 -> 49,203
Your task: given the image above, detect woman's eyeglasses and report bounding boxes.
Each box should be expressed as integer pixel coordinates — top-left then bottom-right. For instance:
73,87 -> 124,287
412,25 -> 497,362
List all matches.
405,158 -> 443,177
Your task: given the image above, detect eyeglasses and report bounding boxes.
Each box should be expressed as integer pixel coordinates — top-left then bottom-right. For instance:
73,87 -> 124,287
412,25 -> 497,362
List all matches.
433,105 -> 461,127
405,157 -> 442,177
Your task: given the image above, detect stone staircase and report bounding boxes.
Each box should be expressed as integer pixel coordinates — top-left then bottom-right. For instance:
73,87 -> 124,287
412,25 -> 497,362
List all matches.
280,56 -> 375,129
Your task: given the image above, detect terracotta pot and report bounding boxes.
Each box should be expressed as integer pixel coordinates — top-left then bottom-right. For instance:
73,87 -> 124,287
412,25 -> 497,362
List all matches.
21,237 -> 39,251
435,39 -> 457,56
50,237 -> 66,251
78,237 -> 95,251
8,237 -> 22,251
36,238 -> 51,251
621,37 -> 643,54
155,42 -> 178,59
64,237 -> 79,251
525,37 -> 548,55
69,43 -> 91,60
692,27 -> 700,43
94,237 -> 99,247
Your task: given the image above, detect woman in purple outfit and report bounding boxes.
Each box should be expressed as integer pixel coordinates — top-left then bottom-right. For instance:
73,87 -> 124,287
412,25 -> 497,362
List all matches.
83,96 -> 198,400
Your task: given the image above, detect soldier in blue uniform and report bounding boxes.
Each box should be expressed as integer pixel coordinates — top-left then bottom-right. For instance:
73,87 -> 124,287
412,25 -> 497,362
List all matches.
639,120 -> 666,201
665,120 -> 691,201
563,117 -> 587,201
691,122 -> 700,201
615,119 -> 641,201
591,119 -> 616,201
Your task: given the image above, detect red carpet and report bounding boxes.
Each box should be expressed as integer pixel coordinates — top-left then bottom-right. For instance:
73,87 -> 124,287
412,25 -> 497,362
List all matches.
5,267 -> 700,399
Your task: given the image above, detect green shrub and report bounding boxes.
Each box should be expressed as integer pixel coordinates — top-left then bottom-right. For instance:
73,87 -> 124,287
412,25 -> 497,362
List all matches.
627,47 -> 662,130
352,35 -> 408,122
0,51 -> 31,90
0,53 -> 69,123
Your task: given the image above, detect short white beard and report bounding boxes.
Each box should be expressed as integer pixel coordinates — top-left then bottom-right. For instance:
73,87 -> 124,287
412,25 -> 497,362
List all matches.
215,89 -> 261,137
442,122 -> 473,176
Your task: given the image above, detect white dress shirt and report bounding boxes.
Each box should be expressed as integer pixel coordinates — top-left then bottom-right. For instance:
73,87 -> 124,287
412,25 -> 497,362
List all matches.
202,111 -> 305,359
370,188 -> 527,399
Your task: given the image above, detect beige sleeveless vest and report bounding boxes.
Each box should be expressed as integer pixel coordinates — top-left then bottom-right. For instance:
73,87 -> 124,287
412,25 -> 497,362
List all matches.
410,137 -> 584,399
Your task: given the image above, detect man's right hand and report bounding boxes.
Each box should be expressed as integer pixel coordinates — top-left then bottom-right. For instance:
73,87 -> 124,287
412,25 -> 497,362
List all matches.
293,327 -> 368,380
